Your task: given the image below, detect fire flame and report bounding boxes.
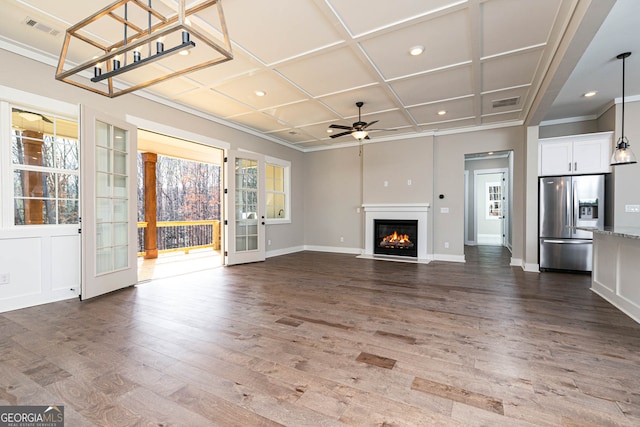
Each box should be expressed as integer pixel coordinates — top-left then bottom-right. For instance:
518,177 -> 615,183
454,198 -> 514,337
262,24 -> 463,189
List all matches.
379,231 -> 414,248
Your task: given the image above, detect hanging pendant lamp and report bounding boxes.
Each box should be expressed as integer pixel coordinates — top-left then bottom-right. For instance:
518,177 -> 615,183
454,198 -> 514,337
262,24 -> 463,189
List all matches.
611,52 -> 637,165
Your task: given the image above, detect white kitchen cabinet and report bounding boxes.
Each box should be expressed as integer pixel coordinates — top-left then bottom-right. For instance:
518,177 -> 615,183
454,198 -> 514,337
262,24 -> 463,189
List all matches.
539,132 -> 613,176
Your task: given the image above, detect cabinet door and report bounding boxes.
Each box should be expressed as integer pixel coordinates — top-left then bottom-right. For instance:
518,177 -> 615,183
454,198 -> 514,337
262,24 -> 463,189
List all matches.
572,138 -> 611,174
539,140 -> 572,176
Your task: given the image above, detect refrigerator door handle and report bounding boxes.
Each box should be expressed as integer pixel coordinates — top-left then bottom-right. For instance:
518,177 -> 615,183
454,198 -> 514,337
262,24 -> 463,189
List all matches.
567,179 -> 573,229
541,239 -> 592,244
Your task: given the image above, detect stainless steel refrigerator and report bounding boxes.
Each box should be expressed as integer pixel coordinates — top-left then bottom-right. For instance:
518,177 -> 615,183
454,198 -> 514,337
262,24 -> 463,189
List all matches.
539,174 -> 608,272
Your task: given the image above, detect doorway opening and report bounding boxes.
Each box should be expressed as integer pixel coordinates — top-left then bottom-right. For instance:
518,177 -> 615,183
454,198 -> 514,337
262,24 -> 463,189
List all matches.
136,130 -> 224,281
464,151 -> 512,252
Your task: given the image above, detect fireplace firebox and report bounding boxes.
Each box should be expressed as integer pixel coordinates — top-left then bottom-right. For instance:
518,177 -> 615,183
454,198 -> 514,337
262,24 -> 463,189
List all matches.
374,219 -> 418,257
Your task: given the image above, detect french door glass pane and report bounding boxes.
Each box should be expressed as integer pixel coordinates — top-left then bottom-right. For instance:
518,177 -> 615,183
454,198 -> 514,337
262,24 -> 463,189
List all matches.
234,158 -> 259,253
95,120 -> 130,274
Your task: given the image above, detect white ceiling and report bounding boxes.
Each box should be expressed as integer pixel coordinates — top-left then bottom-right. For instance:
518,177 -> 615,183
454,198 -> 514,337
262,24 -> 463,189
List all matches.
0,0 -> 638,151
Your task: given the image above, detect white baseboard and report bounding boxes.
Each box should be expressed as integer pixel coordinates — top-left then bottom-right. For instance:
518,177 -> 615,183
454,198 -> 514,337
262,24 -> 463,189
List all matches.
303,245 -> 363,255
465,240 -> 477,246
432,253 -> 466,263
510,257 -> 522,267
523,262 -> 540,273
266,245 -> 305,258
0,289 -> 77,314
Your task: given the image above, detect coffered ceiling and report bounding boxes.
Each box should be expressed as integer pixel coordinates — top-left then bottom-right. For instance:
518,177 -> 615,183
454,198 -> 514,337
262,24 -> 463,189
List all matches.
0,0 -> 637,151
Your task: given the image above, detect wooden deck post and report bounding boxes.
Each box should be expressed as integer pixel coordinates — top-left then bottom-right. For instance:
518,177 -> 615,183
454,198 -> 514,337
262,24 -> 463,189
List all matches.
142,152 -> 158,259
21,131 -> 44,224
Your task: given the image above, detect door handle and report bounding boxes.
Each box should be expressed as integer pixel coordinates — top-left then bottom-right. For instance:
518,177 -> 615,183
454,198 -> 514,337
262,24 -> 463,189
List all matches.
542,239 -> 591,244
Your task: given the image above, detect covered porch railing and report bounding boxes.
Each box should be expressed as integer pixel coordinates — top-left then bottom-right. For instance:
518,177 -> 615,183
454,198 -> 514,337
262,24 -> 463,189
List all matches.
137,220 -> 221,257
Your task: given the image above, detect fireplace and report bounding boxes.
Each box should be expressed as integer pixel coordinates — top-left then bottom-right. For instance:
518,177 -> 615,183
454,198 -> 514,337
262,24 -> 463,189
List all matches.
360,204 -> 430,263
374,219 -> 418,257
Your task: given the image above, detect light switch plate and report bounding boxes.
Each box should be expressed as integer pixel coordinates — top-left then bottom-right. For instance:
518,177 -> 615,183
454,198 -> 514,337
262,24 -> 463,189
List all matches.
440,207 -> 449,213
625,204 -> 640,213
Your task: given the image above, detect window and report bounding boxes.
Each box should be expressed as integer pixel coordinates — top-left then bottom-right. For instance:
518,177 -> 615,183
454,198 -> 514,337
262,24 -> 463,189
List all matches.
486,181 -> 502,220
265,157 -> 290,223
11,107 -> 79,225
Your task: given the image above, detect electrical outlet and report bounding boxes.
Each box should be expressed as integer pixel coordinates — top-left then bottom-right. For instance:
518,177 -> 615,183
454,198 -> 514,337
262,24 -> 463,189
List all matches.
268,239 -> 272,246
444,242 -> 450,249
0,273 -> 9,285
625,204 -> 640,213
340,236 -> 344,242
407,179 -> 412,186
384,180 -> 389,187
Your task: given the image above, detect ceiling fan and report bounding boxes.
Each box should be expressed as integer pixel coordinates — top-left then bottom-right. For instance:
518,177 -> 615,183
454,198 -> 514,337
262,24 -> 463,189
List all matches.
328,102 -> 394,140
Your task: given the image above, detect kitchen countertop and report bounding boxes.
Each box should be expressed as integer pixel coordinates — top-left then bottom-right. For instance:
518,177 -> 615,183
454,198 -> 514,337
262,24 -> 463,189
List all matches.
574,226 -> 640,239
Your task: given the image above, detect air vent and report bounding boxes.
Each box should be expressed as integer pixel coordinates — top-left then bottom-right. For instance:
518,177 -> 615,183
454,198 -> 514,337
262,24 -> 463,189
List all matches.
492,97 -> 520,109
24,17 -> 60,36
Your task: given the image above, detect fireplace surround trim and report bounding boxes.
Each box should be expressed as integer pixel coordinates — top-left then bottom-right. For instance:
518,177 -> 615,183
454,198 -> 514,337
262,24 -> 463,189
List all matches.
359,203 -> 431,263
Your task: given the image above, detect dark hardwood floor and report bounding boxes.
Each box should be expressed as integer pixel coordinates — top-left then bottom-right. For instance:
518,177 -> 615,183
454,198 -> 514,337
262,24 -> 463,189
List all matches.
1,246 -> 639,426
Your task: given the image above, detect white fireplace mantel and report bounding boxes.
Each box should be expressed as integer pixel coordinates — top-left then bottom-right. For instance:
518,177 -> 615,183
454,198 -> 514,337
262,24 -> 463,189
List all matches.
359,203 -> 430,263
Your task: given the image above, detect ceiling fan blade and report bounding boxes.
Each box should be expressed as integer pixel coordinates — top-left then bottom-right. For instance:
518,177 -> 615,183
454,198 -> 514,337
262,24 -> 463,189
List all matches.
330,131 -> 353,139
329,124 -> 353,130
367,128 -> 398,131
362,120 -> 379,129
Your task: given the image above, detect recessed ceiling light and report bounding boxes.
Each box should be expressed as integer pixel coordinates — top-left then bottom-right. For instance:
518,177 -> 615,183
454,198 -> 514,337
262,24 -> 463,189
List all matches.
409,45 -> 425,56
437,110 -> 447,116
583,91 -> 597,98
327,129 -> 333,133
488,151 -> 494,155
179,50 -> 190,56
255,90 -> 266,97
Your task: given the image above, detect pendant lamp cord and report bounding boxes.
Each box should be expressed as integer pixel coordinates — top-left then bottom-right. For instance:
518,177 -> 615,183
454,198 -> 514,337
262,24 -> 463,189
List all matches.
622,53 -> 626,141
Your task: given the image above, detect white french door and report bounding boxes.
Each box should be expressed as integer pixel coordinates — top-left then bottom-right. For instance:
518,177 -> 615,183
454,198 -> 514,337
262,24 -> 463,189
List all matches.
225,150 -> 265,265
80,106 -> 138,300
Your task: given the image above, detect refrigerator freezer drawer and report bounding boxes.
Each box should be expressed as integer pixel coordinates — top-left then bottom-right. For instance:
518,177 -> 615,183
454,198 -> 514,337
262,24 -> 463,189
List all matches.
540,239 -> 593,272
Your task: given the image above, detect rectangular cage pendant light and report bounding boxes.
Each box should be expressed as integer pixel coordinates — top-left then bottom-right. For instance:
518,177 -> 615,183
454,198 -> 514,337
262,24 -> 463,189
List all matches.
55,0 -> 233,98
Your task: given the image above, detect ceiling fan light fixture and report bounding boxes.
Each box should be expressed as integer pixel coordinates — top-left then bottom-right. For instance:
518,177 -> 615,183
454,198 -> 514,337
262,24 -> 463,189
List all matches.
611,52 -> 637,166
352,130 -> 368,140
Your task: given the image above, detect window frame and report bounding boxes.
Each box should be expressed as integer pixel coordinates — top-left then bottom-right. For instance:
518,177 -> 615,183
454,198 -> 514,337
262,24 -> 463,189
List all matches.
264,156 -> 290,224
0,88 -> 79,231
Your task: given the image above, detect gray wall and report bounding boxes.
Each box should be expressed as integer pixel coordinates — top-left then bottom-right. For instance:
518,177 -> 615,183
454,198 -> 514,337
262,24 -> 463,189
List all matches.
303,146 -> 363,252
432,127 -> 525,262
613,101 -> 640,227
539,119 -> 601,139
304,127 -> 525,262
362,137 -> 434,205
